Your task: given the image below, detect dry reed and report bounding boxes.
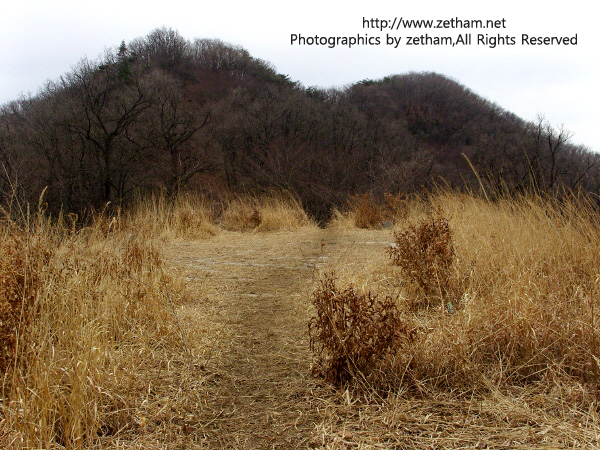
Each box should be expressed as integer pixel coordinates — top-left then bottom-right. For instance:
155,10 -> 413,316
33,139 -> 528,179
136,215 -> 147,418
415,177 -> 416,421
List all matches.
313,191 -> 600,447
222,192 -> 315,231
0,207 -> 190,449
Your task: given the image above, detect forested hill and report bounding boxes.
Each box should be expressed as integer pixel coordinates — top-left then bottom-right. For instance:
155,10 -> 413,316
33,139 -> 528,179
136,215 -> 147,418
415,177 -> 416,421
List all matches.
1,27 -> 597,220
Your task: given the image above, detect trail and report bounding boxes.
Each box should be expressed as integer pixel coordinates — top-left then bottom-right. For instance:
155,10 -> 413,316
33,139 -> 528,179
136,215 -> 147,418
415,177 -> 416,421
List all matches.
163,229 -> 350,448
156,227 -> 591,450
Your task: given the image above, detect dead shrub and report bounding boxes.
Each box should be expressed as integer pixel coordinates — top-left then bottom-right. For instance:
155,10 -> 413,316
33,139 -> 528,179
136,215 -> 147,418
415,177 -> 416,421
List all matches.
222,198 -> 262,231
349,193 -> 382,229
388,209 -> 455,308
308,273 -> 410,386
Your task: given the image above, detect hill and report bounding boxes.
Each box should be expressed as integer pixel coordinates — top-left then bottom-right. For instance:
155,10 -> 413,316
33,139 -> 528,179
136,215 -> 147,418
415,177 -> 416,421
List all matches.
1,27 -> 598,220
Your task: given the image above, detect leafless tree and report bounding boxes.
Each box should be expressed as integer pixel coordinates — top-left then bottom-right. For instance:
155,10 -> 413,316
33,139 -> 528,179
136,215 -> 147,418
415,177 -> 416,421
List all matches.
140,70 -> 213,194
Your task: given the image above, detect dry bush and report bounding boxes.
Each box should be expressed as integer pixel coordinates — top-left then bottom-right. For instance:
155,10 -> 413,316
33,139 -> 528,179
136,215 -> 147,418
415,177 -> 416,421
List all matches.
383,193 -> 600,398
222,193 -> 315,231
350,193 -> 383,229
308,273 -> 411,386
0,212 -> 190,448
388,208 -> 455,308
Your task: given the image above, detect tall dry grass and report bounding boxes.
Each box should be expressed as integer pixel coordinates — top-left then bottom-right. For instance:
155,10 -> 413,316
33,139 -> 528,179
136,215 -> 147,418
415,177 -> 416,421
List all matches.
125,193 -> 218,239
126,191 -> 314,236
407,192 -> 600,393
0,190 -> 316,447
0,206 -> 190,449
221,192 -> 315,231
317,191 -> 600,406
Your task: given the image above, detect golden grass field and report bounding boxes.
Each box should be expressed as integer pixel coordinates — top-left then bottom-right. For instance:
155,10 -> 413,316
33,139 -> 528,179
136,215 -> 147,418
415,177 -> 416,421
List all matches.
2,192 -> 600,448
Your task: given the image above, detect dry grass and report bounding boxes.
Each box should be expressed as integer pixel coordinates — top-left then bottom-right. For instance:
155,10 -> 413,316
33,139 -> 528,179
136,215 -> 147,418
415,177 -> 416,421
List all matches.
318,193 -> 600,398
221,192 -> 315,231
111,191 -> 314,239
3,189 -> 600,448
0,229 -> 49,374
402,192 -> 600,392
328,192 -> 414,230
326,208 -> 356,230
327,193 -> 384,230
0,208 -> 193,449
311,191 -> 600,447
126,193 -> 218,239
0,191 -> 314,448
349,193 -> 383,229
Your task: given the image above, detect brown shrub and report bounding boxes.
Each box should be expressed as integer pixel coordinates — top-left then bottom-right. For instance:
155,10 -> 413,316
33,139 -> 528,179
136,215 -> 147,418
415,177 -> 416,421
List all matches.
349,193 -> 382,229
382,192 -> 409,223
388,209 -> 455,308
308,273 -> 411,386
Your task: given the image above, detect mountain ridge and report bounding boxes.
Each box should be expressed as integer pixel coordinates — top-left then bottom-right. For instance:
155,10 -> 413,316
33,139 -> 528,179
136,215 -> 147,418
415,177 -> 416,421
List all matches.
1,27 -> 597,220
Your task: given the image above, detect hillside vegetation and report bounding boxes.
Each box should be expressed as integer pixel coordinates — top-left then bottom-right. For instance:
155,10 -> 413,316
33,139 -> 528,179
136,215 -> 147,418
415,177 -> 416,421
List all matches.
1,28 -> 598,222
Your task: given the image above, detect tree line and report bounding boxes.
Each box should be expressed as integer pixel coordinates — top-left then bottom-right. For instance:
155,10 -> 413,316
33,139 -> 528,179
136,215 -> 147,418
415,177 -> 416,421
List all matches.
1,27 -> 598,221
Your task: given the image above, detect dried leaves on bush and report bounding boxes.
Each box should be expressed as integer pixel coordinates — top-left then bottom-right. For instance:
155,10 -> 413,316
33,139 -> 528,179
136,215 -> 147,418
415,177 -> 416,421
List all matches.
388,210 -> 455,307
349,193 -> 382,229
308,273 -> 410,385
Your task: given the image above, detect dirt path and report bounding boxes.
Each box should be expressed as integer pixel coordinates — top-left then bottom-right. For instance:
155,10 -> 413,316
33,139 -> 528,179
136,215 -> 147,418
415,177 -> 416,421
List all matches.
157,227 -> 597,450
163,228 -> 373,448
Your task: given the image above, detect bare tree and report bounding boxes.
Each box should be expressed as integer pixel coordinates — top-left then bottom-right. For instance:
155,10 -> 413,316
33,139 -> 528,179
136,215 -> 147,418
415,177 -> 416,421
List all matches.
140,70 -> 213,194
62,57 -> 154,204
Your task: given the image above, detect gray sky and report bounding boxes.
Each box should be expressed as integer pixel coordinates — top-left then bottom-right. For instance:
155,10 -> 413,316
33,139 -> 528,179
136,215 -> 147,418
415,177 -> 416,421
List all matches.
2,0 -> 598,151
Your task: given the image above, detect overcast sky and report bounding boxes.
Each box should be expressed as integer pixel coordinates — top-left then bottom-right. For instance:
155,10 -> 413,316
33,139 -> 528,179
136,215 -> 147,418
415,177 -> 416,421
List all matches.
2,0 -> 597,151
